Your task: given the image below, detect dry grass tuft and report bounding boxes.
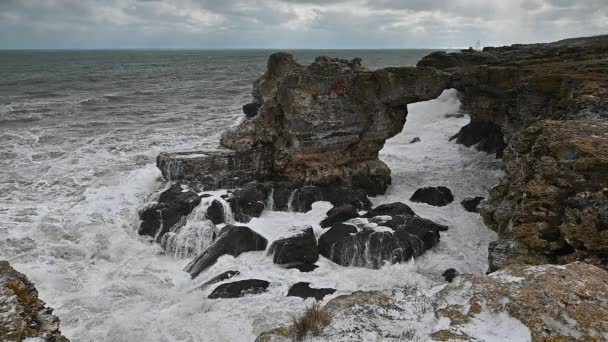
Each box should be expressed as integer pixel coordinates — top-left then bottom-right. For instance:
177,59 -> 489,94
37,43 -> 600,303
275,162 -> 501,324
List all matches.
290,302 -> 333,341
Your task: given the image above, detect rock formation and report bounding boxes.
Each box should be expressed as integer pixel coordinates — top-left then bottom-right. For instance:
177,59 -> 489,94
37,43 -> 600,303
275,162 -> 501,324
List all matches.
0,261 -> 69,342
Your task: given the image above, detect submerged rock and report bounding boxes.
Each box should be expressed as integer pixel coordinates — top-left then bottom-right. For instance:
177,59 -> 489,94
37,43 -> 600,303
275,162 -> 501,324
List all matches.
410,186 -> 454,207
208,279 -> 270,299
363,202 -> 415,218
138,183 -> 202,241
409,137 -> 421,144
185,225 -> 268,279
460,196 -> 484,213
200,270 -> 240,288
442,268 -> 459,283
0,261 -> 69,342
450,121 -> 506,157
320,204 -> 359,228
267,227 -> 319,268
287,282 -> 336,301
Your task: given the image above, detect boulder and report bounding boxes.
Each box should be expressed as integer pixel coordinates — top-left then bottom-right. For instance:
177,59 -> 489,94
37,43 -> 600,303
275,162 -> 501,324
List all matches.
442,268 -> 459,283
285,264 -> 318,272
363,202 -> 415,218
205,200 -> 225,224
320,205 -> 359,228
317,223 -> 357,258
201,270 -> 240,288
287,282 -> 336,301
460,197 -> 484,213
228,183 -> 269,223
267,227 -> 319,267
185,225 -> 268,279
409,137 -> 421,144
138,183 -> 202,241
409,187 -> 454,207
242,102 -> 260,118
208,279 -> 270,299
0,261 -> 69,342
450,121 -> 506,157
289,186 -> 371,213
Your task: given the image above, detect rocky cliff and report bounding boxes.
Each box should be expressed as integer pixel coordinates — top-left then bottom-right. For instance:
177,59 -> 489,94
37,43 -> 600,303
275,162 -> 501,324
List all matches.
0,261 -> 69,342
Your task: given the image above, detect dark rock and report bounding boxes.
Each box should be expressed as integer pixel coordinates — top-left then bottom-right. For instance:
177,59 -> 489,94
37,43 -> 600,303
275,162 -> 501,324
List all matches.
185,225 -> 268,279
285,264 -> 319,272
318,223 -> 358,258
363,202 -> 415,218
450,121 -> 506,158
208,279 -> 270,299
205,200 -> 225,224
409,137 -> 421,144
444,113 -> 466,119
201,270 -> 240,287
289,186 -> 372,213
287,282 -> 336,301
242,102 -> 260,118
138,183 -> 202,241
417,50 -> 500,69
461,197 -> 485,213
410,187 -> 454,207
442,268 -> 459,283
267,227 -> 319,267
228,183 -> 270,223
385,215 -> 444,250
320,205 -> 359,228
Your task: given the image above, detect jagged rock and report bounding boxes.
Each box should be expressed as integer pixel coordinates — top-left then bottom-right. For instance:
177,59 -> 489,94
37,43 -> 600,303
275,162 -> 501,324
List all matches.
205,200 -> 225,224
200,270 -> 240,288
418,50 -> 500,69
207,279 -> 270,299
0,261 -> 69,342
267,227 -> 319,267
409,137 -> 421,144
320,204 -> 359,228
287,282 -> 336,301
432,262 -> 608,341
363,202 -> 415,218
317,223 -> 357,258
460,197 -> 485,213
185,225 -> 268,279
242,102 -> 260,118
157,53 -> 450,195
410,187 -> 454,207
450,121 -> 506,157
442,268 -> 459,283
289,185 -> 371,212
228,183 -> 269,223
138,183 -> 202,241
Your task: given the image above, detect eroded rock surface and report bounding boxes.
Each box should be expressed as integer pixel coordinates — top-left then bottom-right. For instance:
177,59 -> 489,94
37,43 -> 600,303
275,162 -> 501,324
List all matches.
0,261 -> 69,342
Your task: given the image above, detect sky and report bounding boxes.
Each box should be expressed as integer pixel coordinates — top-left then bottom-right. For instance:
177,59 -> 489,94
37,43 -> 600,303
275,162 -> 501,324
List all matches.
0,0 -> 606,49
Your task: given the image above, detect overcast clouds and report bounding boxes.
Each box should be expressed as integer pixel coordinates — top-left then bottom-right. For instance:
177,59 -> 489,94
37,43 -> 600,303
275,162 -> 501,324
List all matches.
0,0 -> 606,48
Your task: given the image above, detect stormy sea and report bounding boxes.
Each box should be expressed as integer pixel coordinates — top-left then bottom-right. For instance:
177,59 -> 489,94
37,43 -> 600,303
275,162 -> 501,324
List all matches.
0,50 -> 504,341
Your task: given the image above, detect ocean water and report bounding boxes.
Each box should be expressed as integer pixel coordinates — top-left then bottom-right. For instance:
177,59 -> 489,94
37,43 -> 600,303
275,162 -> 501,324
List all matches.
0,50 -> 503,341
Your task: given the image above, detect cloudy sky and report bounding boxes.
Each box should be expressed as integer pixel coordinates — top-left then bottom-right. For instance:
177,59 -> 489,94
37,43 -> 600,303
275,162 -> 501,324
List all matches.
0,0 -> 606,49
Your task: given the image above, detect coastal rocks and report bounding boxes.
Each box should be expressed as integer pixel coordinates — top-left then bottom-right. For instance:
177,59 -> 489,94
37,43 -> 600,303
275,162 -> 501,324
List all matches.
242,102 -> 260,118
200,270 -> 240,288
320,204 -> 359,228
208,279 -> 270,299
432,262 -> 608,341
410,186 -> 454,207
317,223 -> 357,257
288,186 -> 372,212
205,200 -> 225,224
228,183 -> 269,222
450,121 -> 506,157
157,53 -> 450,196
267,227 -> 319,268
0,261 -> 69,342
363,202 -> 415,218
287,282 -> 336,301
442,268 -> 459,283
138,183 -> 202,241
185,225 -> 268,279
481,120 -> 608,269
460,197 -> 484,213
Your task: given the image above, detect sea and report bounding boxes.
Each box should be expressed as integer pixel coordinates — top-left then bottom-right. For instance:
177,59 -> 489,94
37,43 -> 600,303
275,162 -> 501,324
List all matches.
0,50 -> 504,341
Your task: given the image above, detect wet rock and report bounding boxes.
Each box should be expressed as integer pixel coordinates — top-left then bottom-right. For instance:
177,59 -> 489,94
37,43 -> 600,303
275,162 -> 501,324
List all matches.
324,291 -> 392,313
0,261 -> 69,342
228,182 -> 270,223
450,121 -> 506,157
442,268 -> 459,283
433,262 -> 608,341
138,183 -> 202,241
201,270 -> 240,288
363,202 -> 415,218
444,113 -> 466,119
460,197 -> 485,213
409,137 -> 421,144
317,223 -> 357,257
287,282 -> 336,301
207,279 -> 270,299
320,204 -> 359,228
410,186 -> 454,207
242,102 -> 260,118
205,200 -> 225,224
289,186 -> 372,213
285,264 -> 319,272
267,227 -> 319,268
185,225 -> 268,279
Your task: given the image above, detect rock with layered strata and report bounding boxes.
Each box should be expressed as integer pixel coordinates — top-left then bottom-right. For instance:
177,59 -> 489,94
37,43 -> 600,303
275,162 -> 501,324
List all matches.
0,261 -> 69,342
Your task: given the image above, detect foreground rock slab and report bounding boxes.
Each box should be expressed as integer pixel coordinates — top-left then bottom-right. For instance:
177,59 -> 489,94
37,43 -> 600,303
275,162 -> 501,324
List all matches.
0,261 -> 69,342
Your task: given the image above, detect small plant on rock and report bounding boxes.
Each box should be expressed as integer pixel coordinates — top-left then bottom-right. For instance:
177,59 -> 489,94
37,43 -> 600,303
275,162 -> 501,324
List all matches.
290,302 -> 333,341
